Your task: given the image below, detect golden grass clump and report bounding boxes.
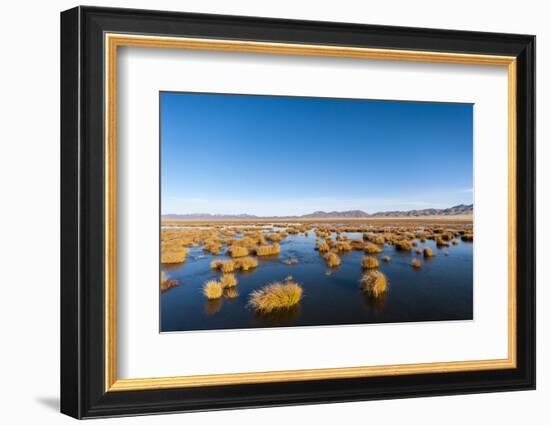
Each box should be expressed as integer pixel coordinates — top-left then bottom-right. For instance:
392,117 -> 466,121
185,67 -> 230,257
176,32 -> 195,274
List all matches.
160,272 -> 178,292
224,287 -> 239,299
360,270 -> 388,298
334,241 -> 352,252
227,245 -> 249,258
382,255 -> 391,262
234,256 -> 258,271
203,242 -> 222,255
249,282 -> 303,313
323,251 -> 341,267
461,233 -> 474,242
202,280 -> 223,300
361,255 -> 379,269
423,247 -> 435,257
267,232 -> 287,243
256,243 -> 281,256
350,239 -> 366,250
395,240 -> 412,251
411,258 -> 421,269
435,237 -> 450,247
220,273 -> 238,288
452,239 -> 459,246
210,259 -> 235,273
374,235 -> 385,245
160,246 -> 188,264
440,232 -> 454,241
316,240 -> 330,252
364,242 -> 383,254
415,248 -> 422,255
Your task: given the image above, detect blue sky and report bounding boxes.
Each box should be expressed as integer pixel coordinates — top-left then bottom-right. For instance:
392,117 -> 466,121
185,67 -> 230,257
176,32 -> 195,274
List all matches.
161,92 -> 473,216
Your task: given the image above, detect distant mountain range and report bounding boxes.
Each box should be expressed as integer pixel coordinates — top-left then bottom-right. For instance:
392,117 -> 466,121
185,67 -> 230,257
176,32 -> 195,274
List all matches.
162,204 -> 473,221
370,204 -> 473,217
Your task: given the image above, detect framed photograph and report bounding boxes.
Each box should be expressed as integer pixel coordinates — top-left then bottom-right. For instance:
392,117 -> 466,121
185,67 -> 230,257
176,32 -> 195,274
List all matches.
60,6 -> 535,419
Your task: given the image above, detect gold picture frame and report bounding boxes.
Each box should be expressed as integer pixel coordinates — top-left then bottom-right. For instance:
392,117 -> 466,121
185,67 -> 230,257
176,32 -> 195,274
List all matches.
104,33 -> 517,392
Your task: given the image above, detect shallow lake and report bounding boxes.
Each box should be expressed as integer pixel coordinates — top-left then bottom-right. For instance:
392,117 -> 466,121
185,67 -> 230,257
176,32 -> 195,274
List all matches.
160,231 -> 473,332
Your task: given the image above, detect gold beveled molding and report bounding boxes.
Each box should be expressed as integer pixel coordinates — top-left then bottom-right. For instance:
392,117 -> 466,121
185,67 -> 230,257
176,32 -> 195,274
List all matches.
104,33 -> 518,392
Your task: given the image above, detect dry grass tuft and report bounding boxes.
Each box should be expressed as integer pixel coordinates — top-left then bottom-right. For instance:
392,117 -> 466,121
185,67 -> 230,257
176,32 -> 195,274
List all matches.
323,251 -> 341,267
423,247 -> 435,257
210,259 -> 223,270
382,255 -> 391,262
361,255 -> 379,269
350,239 -> 366,250
202,280 -> 223,300
435,236 -> 450,247
160,272 -> 178,292
411,258 -> 421,268
360,271 -> 388,298
234,256 -> 258,271
256,243 -> 281,256
452,239 -> 459,246
395,240 -> 412,251
461,233 -> 474,242
224,287 -> 239,299
316,240 -> 330,252
249,282 -> 303,313
161,246 -> 189,264
210,259 -> 235,273
334,241 -> 352,252
364,242 -> 383,254
203,242 -> 222,255
227,245 -> 249,258
220,273 -> 238,288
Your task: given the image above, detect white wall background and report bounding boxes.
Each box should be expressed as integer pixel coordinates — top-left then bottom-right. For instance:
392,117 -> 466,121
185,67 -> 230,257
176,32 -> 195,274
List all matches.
0,0 -> 545,423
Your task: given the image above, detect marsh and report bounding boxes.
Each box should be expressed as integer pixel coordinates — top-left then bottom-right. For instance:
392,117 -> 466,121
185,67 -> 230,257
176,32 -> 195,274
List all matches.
160,223 -> 473,332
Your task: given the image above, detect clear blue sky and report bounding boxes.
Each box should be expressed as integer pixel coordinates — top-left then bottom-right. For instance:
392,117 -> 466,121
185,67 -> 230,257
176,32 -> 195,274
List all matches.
161,92 -> 473,216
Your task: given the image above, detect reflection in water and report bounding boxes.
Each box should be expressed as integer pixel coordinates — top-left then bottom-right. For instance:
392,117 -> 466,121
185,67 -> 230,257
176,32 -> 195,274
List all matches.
204,298 -> 222,316
254,305 -> 302,326
162,262 -> 186,273
362,292 -> 388,314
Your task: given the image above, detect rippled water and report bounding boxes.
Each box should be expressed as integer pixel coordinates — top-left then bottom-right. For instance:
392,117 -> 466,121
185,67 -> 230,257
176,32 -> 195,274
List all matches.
160,231 -> 473,332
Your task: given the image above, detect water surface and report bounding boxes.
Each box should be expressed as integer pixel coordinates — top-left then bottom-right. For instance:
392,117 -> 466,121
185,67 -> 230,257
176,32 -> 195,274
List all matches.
161,231 -> 473,332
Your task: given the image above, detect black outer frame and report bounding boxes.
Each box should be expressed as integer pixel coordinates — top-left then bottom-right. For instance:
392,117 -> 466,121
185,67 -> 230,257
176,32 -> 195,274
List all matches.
60,5 -> 535,419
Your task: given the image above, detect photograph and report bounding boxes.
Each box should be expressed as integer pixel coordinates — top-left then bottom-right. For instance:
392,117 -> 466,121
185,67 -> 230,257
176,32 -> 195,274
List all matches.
159,92 -> 474,332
